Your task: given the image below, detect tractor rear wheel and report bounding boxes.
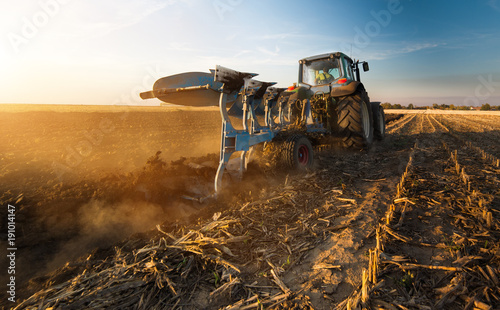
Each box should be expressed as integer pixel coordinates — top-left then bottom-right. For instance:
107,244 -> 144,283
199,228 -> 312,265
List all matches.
336,90 -> 374,149
371,102 -> 386,140
283,135 -> 314,170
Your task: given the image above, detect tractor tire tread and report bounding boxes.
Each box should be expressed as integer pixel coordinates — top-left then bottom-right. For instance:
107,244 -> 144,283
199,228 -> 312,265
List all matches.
282,134 -> 313,169
336,90 -> 373,149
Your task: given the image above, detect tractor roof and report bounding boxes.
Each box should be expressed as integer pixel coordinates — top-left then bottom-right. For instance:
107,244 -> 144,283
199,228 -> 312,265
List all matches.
299,52 -> 353,64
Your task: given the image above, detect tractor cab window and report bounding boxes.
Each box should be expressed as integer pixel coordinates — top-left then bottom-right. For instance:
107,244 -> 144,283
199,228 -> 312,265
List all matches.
302,58 -> 341,86
342,57 -> 354,81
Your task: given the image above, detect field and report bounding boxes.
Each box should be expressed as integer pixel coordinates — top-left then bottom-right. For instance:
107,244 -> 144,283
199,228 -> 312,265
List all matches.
1,105 -> 499,309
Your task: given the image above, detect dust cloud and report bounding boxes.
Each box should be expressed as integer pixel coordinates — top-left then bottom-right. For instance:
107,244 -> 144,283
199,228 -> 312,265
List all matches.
0,107 -> 223,296
44,150 -> 220,272
45,199 -> 163,268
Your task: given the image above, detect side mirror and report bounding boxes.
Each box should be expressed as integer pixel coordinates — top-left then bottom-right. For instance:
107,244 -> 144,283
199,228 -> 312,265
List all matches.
363,62 -> 369,72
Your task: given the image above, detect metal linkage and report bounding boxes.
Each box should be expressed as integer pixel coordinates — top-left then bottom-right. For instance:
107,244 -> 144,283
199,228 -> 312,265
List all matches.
263,88 -> 287,128
213,65 -> 289,194
277,95 -> 290,127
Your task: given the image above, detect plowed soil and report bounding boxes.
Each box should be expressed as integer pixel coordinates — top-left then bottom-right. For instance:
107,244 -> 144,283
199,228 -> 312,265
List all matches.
1,106 -> 499,309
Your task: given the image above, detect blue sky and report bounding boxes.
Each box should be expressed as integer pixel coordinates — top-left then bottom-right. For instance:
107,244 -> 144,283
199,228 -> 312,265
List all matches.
1,0 -> 500,106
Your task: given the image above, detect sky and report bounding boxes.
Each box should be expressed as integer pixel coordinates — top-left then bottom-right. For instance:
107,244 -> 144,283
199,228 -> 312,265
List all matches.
1,0 -> 500,107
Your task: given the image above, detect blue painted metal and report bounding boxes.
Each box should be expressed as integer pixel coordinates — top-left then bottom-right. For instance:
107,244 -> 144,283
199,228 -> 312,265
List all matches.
212,65 -> 293,194
140,65 -> 327,195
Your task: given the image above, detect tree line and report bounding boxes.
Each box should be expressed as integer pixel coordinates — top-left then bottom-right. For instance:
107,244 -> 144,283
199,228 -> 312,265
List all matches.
380,103 -> 498,111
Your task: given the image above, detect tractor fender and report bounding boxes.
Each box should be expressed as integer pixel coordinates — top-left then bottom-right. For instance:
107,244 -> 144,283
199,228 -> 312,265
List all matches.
330,81 -> 361,97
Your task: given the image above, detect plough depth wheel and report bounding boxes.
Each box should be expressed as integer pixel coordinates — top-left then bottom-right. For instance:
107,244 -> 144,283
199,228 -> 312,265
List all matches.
284,135 -> 314,170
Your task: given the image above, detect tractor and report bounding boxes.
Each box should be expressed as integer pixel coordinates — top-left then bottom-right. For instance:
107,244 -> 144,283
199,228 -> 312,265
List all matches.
140,52 -> 385,194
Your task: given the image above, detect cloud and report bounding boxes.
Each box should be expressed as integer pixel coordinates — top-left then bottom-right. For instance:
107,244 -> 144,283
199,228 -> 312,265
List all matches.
259,33 -> 295,40
487,0 -> 500,11
232,50 -> 251,58
257,45 -> 280,56
52,0 -> 181,40
365,42 -> 440,60
167,42 -> 198,52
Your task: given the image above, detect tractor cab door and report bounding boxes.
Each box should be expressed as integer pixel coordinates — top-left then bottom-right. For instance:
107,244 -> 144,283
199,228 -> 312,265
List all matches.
341,56 -> 356,83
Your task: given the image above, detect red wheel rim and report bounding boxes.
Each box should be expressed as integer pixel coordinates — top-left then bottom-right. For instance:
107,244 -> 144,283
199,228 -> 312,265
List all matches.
298,145 -> 309,165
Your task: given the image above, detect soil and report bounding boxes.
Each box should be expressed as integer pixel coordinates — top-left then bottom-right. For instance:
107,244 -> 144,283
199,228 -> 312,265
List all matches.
0,106 -> 499,309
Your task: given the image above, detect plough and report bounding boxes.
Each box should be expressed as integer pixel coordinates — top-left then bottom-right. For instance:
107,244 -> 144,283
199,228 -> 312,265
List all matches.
141,52 -> 386,195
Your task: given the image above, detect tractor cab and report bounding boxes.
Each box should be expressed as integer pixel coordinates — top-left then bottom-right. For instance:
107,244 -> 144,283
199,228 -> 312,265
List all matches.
298,52 -> 369,91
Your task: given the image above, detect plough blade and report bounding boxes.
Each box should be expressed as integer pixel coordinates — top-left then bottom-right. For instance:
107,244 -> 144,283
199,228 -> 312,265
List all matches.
214,65 -> 258,92
227,80 -> 279,118
140,72 -> 224,107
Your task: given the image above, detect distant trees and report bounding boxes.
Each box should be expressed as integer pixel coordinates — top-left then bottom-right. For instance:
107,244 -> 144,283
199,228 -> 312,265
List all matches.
481,103 -> 491,110
432,104 -> 451,110
381,102 -> 392,109
378,102 -> 498,110
381,103 -> 403,109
